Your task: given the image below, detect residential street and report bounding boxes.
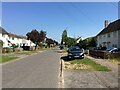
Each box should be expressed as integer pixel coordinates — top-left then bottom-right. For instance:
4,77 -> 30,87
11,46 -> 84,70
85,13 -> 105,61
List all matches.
2,49 -> 60,88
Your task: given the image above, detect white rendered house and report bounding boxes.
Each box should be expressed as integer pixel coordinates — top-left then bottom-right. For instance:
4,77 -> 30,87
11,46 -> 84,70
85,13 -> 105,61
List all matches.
0,27 -> 35,48
96,19 -> 120,49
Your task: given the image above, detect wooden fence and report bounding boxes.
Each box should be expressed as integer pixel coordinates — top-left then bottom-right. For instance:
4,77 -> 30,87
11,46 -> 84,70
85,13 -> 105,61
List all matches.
89,50 -> 120,59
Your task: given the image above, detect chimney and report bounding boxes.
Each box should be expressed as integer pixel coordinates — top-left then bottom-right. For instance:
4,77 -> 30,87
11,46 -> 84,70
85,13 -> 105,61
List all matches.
105,20 -> 108,28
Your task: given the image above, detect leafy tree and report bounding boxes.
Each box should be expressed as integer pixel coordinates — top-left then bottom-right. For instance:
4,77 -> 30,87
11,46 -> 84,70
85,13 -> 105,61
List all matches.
77,37 -> 96,49
66,37 -> 76,48
11,44 -> 18,52
26,29 -> 46,50
46,38 -> 54,47
61,29 -> 67,46
87,37 -> 96,47
46,38 -> 58,47
39,30 -> 46,42
54,40 -> 58,45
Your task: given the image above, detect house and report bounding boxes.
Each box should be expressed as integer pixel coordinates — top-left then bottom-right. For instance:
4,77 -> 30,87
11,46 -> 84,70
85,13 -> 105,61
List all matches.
0,27 -> 10,47
96,19 -> 120,49
76,36 -> 84,43
0,27 -> 35,48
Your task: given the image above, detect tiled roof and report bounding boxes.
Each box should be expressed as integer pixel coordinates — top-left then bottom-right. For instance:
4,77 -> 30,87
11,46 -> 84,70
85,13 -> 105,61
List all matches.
97,19 -> 120,36
0,27 -> 8,34
8,33 -> 27,39
0,27 -> 27,39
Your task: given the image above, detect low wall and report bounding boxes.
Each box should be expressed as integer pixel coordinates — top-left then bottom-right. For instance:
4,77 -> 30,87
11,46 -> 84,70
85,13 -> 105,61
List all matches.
89,50 -> 120,59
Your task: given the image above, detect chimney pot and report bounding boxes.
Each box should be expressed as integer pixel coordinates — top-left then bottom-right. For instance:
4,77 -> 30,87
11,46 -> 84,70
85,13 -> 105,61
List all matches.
105,20 -> 108,28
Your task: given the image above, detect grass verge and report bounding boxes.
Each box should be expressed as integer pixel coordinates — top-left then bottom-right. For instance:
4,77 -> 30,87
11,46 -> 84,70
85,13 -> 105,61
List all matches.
65,58 -> 111,71
15,50 -> 38,55
0,56 -> 19,63
107,58 -> 120,65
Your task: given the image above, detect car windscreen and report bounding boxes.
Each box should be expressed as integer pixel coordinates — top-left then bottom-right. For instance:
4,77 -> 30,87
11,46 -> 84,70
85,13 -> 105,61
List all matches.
70,47 -> 81,52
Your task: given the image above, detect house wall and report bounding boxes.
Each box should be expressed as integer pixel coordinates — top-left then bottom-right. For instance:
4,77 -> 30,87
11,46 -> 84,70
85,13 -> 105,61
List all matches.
97,30 -> 119,49
9,37 -> 22,47
1,34 -> 10,48
1,32 -> 35,48
118,30 -> 120,49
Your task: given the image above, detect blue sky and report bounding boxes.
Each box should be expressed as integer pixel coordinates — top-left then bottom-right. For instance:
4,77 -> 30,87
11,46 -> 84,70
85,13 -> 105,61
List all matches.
2,2 -> 118,42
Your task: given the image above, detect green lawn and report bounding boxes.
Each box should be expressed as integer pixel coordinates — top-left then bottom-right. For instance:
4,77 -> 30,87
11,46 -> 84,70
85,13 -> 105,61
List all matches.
0,56 -> 19,63
67,58 -> 111,71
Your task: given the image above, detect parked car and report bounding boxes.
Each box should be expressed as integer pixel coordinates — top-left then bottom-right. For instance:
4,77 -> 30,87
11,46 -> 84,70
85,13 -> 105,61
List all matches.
106,48 -> 120,53
67,46 -> 84,59
59,45 -> 64,50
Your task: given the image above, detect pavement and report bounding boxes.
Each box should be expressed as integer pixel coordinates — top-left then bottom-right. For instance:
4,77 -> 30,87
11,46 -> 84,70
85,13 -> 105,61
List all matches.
2,49 -> 60,88
61,53 -> 119,88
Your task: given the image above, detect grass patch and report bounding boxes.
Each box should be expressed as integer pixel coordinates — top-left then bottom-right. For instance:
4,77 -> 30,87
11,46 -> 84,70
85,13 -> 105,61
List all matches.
107,58 -> 120,65
15,48 -> 48,55
67,58 -> 111,71
0,56 -> 19,63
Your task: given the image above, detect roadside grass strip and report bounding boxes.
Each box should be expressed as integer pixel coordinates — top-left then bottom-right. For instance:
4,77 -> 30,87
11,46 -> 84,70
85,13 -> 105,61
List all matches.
65,58 -> 111,71
107,58 -> 120,65
0,56 -> 19,63
15,50 -> 38,55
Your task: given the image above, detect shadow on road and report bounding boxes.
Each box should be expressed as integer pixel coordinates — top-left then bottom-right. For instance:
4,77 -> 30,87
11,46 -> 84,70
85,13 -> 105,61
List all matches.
60,56 -> 75,61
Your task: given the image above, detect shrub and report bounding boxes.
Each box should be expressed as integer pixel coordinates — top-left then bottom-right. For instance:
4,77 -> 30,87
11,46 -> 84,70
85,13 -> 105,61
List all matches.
2,47 -> 13,53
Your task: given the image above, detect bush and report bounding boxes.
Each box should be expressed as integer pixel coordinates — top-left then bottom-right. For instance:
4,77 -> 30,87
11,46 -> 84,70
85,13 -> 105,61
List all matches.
105,53 -> 120,59
2,47 -> 13,53
0,40 -> 3,47
22,46 -> 35,51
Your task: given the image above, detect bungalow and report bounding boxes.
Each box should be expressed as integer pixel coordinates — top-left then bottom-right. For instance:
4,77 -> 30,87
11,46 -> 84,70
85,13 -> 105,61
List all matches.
96,19 -> 120,49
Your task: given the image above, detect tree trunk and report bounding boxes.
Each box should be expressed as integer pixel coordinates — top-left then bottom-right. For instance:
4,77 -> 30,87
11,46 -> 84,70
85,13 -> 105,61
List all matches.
35,44 -> 38,50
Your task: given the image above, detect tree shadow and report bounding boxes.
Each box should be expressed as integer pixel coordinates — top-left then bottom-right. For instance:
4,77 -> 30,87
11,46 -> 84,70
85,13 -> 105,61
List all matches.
60,56 -> 75,61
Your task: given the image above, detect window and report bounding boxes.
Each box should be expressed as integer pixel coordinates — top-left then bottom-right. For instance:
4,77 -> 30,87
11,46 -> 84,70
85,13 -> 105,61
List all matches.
12,37 -> 14,40
103,34 -> 106,38
99,36 -> 101,39
107,33 -> 110,38
2,34 -> 5,38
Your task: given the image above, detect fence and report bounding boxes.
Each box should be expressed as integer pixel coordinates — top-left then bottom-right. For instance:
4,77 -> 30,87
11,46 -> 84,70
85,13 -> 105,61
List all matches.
89,50 -> 120,59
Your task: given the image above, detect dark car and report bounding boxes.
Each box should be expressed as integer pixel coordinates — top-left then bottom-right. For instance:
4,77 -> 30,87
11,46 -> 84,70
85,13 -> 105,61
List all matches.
59,45 -> 64,50
67,46 -> 84,59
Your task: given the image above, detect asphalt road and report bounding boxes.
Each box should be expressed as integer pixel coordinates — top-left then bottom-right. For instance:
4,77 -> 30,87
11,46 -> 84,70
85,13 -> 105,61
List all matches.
2,49 -> 60,88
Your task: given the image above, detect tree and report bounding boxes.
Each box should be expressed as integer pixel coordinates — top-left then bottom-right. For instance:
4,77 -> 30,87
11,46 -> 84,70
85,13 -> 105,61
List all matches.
46,38 -> 53,47
0,40 -> 3,48
26,29 -> 46,50
66,37 -> 76,48
61,29 -> 67,46
11,44 -> 18,52
39,30 -> 46,42
77,37 -> 96,49
87,37 -> 96,47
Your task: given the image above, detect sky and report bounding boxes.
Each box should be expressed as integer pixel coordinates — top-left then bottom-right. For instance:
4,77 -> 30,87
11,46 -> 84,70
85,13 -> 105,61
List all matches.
2,2 -> 118,43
